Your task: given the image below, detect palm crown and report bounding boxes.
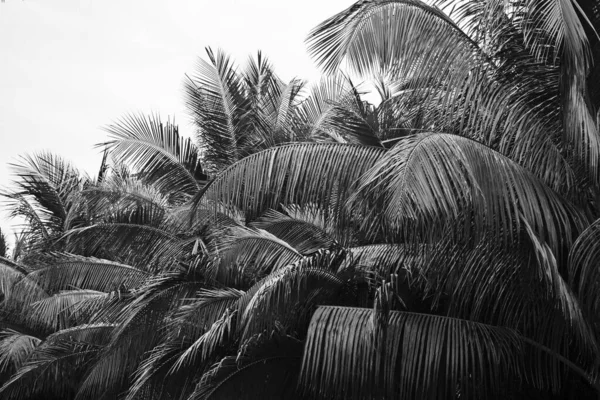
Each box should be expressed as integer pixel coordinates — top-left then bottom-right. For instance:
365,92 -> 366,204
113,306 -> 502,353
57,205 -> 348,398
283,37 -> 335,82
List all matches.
1,0 -> 600,399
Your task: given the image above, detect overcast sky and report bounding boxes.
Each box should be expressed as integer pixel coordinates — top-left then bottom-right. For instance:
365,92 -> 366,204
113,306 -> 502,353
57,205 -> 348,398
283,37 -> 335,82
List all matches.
0,0 -> 353,236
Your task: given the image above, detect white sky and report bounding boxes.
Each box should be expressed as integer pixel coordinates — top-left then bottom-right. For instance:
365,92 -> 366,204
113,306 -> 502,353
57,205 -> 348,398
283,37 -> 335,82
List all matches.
0,0 -> 354,238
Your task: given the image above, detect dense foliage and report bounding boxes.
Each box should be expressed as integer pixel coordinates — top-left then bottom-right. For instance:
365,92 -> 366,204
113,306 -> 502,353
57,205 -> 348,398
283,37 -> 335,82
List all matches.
1,0 -> 600,398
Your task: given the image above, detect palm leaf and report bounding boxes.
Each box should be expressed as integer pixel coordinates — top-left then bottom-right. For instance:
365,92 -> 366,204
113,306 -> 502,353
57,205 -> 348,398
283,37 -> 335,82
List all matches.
0,329 -> 41,374
184,48 -> 248,172
239,250 -> 347,341
0,324 -> 113,400
568,217 -> 600,318
29,290 -> 106,331
351,133 -> 586,253
196,142 -> 386,222
189,334 -> 302,400
211,225 -> 303,286
299,306 -> 595,399
251,209 -> 340,255
27,254 -> 149,293
101,113 -> 206,201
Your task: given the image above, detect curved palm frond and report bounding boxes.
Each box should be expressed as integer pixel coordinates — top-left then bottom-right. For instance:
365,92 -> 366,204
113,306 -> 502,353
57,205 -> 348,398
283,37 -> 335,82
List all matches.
29,290 -> 106,331
307,0 -> 485,76
184,48 -> 248,173
101,113 -> 206,201
58,223 -> 186,270
299,306 -> 595,399
351,133 -> 586,252
251,209 -> 340,255
0,323 -> 114,400
568,217 -> 600,318
189,334 -> 303,400
0,330 -> 41,374
196,142 -> 386,222
211,226 -> 303,286
125,288 -> 244,400
239,251 -> 347,341
27,254 -> 149,293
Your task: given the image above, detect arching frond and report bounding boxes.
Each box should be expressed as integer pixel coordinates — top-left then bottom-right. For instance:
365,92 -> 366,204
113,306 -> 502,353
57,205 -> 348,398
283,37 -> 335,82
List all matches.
0,324 -> 113,400
352,133 -> 585,253
299,306 -> 592,399
184,48 -> 248,173
174,288 -> 244,340
307,0 -> 485,80
239,251 -> 347,341
74,277 -> 204,400
29,290 -> 106,331
125,288 -> 244,400
102,113 -> 206,201
197,142 -> 386,222
251,209 -> 339,255
189,334 -> 302,400
168,308 -> 236,376
0,330 -> 41,374
27,254 -> 149,293
59,223 -> 186,270
211,226 -> 303,286
568,218 -> 600,318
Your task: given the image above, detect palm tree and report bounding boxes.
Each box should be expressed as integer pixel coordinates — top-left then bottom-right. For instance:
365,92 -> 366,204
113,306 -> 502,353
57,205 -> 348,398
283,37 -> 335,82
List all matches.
2,0 -> 600,398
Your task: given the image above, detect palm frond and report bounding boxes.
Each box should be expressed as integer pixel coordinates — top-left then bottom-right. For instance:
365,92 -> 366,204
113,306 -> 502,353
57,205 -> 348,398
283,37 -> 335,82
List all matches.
184,48 -> 248,172
239,251 -> 347,341
29,290 -> 106,331
307,0 -> 486,79
59,223 -> 186,270
299,306 -> 593,399
211,226 -> 303,286
0,323 -> 113,400
251,209 -> 340,255
168,308 -> 236,376
0,329 -> 41,374
27,254 -> 149,293
196,142 -> 386,222
568,217 -> 600,318
189,333 -> 302,400
101,113 -> 206,201
351,133 -> 586,253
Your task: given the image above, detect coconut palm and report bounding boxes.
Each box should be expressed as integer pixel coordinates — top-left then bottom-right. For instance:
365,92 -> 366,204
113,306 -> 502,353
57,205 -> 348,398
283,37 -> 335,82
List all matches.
2,0 -> 600,398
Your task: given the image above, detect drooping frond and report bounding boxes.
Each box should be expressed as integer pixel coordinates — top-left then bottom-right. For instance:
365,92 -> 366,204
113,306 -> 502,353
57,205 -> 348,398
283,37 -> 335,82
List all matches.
27,254 -> 149,293
168,308 -> 236,376
568,217 -> 600,318
0,330 -> 41,374
174,288 -> 244,340
300,306 -> 591,399
2,153 -> 87,250
251,209 -> 339,255
239,251 -> 347,341
0,324 -> 114,400
211,226 -> 303,286
82,176 -> 170,228
102,113 -> 206,201
7,152 -> 85,226
189,334 -> 303,400
59,223 -> 186,270
307,0 -> 486,77
409,236 -> 597,364
0,258 -> 47,310
74,276 -> 205,400
197,142 -> 386,221
352,133 -> 586,253
124,288 -> 244,400
29,290 -> 106,331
